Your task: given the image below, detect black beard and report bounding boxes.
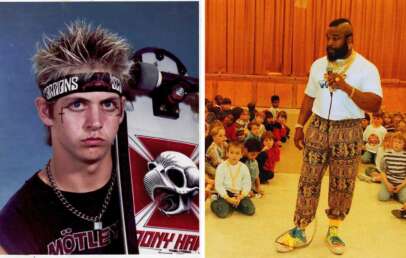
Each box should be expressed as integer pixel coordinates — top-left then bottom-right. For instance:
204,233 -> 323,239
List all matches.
327,43 -> 349,61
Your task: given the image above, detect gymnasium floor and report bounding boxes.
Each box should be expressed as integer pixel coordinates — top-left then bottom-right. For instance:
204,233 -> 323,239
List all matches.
205,109 -> 406,258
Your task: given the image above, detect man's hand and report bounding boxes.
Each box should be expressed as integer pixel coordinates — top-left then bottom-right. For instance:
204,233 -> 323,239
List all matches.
326,72 -> 346,91
294,128 -> 305,150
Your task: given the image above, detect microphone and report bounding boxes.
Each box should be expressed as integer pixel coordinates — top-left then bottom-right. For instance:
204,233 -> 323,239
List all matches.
129,62 -> 198,97
326,63 -> 334,94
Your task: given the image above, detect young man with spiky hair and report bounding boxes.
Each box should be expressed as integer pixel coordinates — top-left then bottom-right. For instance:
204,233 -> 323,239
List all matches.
0,21 -> 133,254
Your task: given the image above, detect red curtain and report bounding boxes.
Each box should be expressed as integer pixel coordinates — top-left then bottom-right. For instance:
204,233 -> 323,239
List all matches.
206,0 -> 406,81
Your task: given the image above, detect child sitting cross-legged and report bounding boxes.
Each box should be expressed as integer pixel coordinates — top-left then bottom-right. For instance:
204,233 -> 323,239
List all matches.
211,142 -> 255,218
378,132 -> 406,204
358,132 -> 393,183
257,131 -> 280,184
241,138 -> 264,198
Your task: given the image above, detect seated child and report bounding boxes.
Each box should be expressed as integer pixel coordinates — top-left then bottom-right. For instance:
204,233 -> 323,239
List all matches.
392,112 -> 403,129
236,108 -> 250,142
362,111 -> 387,164
206,125 -> 227,179
241,138 -> 263,198
245,121 -> 262,143
211,142 -> 255,218
361,113 -> 370,132
274,111 -> 290,143
263,110 -> 275,132
205,174 -> 215,200
358,132 -> 393,183
247,102 -> 257,121
223,112 -> 238,142
254,111 -> 266,137
269,95 -> 280,118
382,112 -> 395,132
378,133 -> 406,204
257,131 -> 279,184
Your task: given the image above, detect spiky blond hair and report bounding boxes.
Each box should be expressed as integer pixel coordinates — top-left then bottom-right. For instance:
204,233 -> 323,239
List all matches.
33,21 -> 131,90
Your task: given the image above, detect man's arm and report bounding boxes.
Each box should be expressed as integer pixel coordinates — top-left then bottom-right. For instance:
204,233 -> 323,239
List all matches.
294,95 -> 315,150
328,74 -> 382,113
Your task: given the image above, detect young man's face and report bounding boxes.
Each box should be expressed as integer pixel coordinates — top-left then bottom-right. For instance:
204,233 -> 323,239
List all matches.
47,92 -> 124,164
227,145 -> 243,165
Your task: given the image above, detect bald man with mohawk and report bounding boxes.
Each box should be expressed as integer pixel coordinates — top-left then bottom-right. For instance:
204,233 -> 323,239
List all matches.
275,18 -> 382,255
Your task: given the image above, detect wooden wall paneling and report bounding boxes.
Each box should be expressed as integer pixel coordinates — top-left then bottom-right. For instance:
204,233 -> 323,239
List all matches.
379,0 -> 396,79
295,82 -> 306,109
205,79 -> 215,100
226,0 -> 236,73
398,1 -> 406,81
282,0 -> 294,75
381,85 -> 406,112
206,0 -> 406,109
205,0 -> 228,73
256,81 -> 276,107
291,6 -> 307,76
216,80 -> 254,107
254,0 -> 266,74
256,0 -> 286,74
274,83 -> 295,108
227,0 -> 256,74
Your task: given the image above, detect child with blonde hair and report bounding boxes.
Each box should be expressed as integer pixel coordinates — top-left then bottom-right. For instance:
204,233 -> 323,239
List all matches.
206,125 -> 227,179
211,142 -> 255,218
378,133 -> 406,203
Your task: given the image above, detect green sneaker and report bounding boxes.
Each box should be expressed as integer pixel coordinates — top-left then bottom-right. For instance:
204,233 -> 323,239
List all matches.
275,227 -> 308,252
326,226 -> 345,255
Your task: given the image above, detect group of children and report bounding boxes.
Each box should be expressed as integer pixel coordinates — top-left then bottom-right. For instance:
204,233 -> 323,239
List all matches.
205,95 -> 290,218
358,111 -> 406,218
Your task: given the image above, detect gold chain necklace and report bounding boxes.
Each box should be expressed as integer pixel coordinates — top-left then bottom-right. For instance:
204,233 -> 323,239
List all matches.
327,50 -> 357,78
46,160 -> 116,230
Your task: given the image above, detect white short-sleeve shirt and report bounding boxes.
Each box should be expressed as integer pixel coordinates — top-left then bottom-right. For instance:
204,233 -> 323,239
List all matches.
305,52 -> 382,121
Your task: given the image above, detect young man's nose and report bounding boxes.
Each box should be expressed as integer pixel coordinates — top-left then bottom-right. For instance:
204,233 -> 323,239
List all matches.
85,106 -> 103,130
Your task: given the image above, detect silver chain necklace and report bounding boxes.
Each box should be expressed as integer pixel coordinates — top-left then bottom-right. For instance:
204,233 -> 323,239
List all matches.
46,160 -> 116,230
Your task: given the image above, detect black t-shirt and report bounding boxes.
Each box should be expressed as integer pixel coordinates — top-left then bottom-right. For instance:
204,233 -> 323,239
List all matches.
0,172 -> 124,254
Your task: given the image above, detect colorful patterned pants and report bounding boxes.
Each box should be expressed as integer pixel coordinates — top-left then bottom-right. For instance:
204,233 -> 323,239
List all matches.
294,115 -> 363,228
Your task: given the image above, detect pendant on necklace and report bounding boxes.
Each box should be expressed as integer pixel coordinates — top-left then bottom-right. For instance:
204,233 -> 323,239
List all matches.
94,221 -> 103,230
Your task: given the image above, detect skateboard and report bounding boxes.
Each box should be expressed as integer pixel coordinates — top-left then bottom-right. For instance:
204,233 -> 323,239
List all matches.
116,47 -> 199,254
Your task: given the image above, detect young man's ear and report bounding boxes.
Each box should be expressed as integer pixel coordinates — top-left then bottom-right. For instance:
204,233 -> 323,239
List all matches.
35,97 -> 54,127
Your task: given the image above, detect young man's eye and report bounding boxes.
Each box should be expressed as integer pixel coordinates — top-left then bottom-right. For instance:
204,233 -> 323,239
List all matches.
101,100 -> 119,112
67,100 -> 85,112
